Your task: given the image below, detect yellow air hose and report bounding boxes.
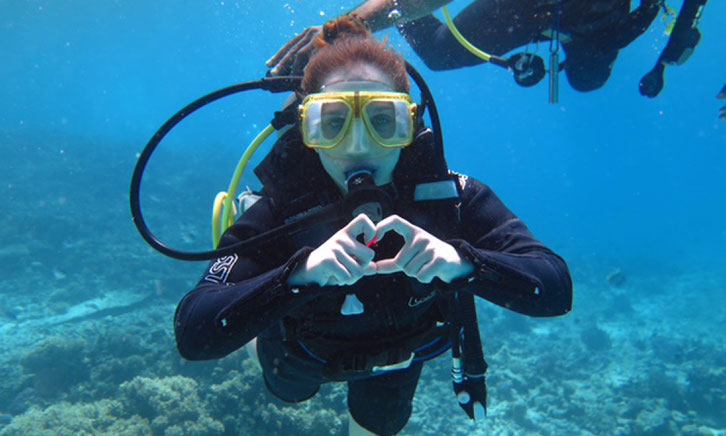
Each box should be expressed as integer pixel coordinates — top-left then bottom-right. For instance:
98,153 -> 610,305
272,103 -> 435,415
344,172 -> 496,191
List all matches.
212,123 -> 276,247
441,5 -> 492,62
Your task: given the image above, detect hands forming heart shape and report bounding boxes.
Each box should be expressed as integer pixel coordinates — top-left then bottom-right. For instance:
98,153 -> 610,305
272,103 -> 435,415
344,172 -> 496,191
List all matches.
288,214 -> 474,288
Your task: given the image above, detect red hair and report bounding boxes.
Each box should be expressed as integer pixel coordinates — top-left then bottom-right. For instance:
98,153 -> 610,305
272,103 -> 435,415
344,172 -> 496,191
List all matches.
301,15 -> 410,93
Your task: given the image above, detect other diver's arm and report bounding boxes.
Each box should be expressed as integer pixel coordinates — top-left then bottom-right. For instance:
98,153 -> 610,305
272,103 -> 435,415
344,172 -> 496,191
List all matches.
446,177 -> 573,317
266,0 -> 452,75
350,0 -> 454,32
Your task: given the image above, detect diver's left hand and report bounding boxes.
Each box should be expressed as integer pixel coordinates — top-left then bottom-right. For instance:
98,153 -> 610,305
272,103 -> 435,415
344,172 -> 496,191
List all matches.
373,215 -> 474,284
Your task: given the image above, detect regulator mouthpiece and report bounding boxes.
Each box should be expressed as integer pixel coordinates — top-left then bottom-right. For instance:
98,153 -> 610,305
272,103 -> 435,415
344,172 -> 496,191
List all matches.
345,169 -> 376,191
344,169 -> 391,223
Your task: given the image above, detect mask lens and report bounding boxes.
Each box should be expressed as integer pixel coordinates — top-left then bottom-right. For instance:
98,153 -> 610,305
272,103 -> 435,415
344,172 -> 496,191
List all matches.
302,99 -> 351,148
321,101 -> 350,140
365,101 -> 396,139
364,99 -> 413,147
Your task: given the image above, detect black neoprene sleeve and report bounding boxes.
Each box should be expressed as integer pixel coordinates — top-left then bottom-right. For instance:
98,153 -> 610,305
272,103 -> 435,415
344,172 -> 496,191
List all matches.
173,248 -> 322,360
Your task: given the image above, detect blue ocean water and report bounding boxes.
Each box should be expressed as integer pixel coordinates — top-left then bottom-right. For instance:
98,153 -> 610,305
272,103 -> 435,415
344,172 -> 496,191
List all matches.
1,1 -> 724,435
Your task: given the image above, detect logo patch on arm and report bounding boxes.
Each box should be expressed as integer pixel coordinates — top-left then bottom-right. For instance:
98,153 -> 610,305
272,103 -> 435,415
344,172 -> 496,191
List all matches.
204,254 -> 239,284
408,290 -> 436,307
447,170 -> 469,192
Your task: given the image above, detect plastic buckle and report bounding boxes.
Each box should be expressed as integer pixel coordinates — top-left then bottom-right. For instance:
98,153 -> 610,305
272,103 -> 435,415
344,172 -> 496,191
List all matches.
371,353 -> 414,373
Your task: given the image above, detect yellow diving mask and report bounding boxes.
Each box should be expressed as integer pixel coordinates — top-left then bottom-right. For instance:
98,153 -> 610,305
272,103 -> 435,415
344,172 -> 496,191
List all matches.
299,91 -> 417,149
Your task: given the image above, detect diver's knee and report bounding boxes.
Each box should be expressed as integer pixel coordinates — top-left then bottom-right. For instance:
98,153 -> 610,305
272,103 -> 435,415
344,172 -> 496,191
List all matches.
561,46 -> 617,92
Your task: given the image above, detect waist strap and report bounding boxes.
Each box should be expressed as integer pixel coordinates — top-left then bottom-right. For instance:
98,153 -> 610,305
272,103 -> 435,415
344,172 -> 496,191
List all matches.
293,322 -> 450,380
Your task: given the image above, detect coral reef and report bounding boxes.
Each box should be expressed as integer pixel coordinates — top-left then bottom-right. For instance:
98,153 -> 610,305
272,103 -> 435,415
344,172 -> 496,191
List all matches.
580,323 -> 612,352
19,336 -> 89,396
0,399 -> 149,436
120,375 -> 224,436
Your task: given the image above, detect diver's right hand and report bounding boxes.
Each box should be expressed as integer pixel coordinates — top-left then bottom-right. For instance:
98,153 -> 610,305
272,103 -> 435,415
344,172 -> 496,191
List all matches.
266,26 -> 323,76
287,214 -> 378,287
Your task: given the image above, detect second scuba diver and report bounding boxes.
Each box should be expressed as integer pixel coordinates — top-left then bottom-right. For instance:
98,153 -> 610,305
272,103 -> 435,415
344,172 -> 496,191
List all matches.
268,0 -> 708,97
174,16 -> 573,436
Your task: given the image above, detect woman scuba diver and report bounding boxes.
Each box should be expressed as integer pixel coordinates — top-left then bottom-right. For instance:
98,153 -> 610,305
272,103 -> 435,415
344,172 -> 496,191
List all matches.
171,15 -> 572,436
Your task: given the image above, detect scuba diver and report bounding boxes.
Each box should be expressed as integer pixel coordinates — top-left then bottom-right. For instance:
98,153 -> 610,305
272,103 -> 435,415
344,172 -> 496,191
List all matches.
267,0 -> 661,94
718,83 -> 725,120
165,16 -> 572,436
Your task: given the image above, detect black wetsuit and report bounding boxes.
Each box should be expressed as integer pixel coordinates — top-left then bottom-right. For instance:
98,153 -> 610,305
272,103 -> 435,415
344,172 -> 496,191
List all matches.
400,0 -> 660,91
174,131 -> 573,435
